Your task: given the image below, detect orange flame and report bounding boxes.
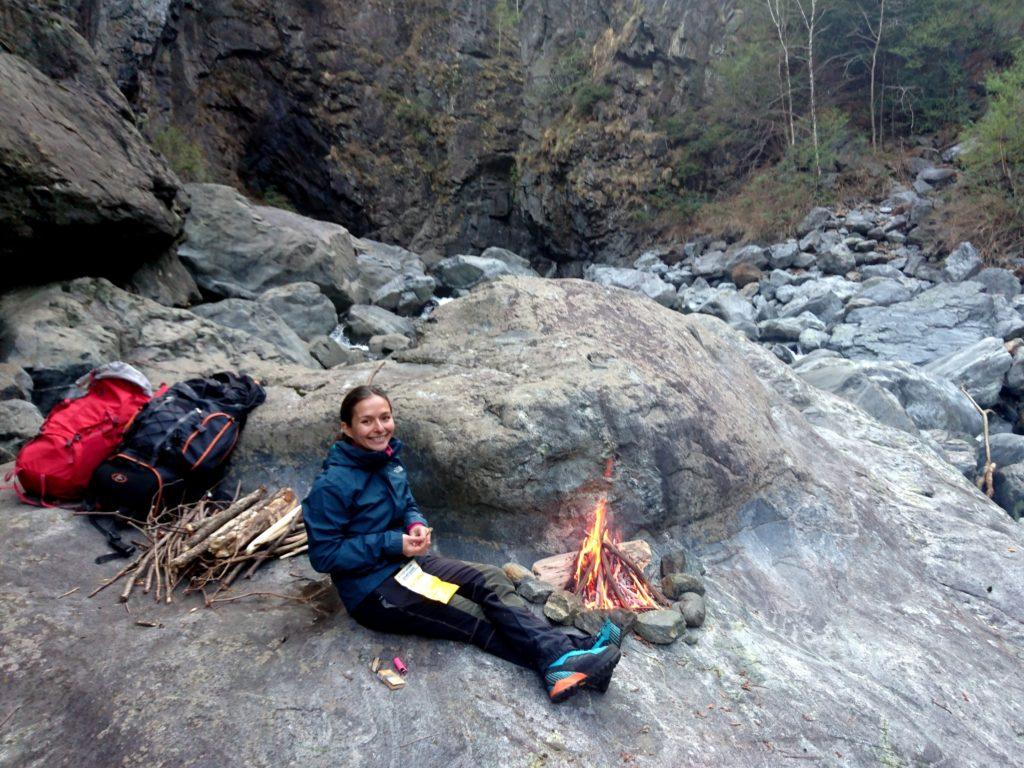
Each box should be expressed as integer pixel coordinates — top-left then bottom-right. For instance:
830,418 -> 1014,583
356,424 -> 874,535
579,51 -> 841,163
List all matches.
571,459 -> 659,611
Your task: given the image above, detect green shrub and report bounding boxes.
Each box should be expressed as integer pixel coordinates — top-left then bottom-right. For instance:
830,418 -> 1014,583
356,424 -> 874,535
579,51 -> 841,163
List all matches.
573,81 -> 612,116
151,126 -> 207,182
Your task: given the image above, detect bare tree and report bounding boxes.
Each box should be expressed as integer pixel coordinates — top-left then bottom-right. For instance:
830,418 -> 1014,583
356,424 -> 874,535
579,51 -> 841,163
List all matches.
765,0 -> 797,146
863,0 -> 886,150
794,0 -> 822,176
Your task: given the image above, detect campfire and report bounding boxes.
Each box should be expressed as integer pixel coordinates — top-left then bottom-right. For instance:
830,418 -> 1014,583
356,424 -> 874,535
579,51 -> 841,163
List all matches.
566,460 -> 670,611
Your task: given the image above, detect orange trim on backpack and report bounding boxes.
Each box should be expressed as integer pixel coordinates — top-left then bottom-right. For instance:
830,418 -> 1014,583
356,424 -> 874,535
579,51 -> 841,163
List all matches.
186,416 -> 237,470
112,453 -> 164,512
181,412 -> 231,457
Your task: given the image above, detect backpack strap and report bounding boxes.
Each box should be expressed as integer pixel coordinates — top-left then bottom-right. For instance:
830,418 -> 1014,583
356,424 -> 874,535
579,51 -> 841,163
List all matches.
88,514 -> 136,564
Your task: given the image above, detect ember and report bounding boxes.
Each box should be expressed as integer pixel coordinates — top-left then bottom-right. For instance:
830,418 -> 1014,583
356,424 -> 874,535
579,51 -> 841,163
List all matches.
568,459 -> 670,611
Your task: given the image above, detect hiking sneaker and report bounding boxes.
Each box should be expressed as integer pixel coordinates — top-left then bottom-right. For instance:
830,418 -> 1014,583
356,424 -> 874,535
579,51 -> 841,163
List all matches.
544,645 -> 622,703
590,618 -> 623,651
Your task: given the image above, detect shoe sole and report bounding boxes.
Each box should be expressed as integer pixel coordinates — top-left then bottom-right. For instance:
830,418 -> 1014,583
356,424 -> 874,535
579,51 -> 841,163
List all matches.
548,648 -> 622,703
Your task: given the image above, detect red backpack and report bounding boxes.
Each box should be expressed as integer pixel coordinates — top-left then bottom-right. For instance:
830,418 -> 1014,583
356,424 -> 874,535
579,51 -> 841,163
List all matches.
11,365 -> 155,505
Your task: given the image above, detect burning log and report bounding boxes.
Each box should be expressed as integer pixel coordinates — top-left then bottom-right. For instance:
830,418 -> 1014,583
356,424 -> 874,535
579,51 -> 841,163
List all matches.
531,540 -> 651,588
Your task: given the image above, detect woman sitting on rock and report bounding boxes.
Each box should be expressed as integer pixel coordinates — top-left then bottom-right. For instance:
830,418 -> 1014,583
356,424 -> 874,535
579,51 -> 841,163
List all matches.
302,384 -> 622,702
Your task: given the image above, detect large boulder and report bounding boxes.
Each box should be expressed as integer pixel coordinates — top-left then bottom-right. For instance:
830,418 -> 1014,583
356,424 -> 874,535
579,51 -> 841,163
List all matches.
3,277 -> 1022,767
829,282 -> 1024,365
177,184 -> 364,310
259,283 -> 338,342
0,278 -> 311,411
345,305 -> 416,342
0,1 -> 183,278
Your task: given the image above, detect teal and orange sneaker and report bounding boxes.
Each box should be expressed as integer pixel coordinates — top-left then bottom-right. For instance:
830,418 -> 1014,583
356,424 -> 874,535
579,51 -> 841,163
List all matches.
590,618 -> 623,650
544,644 -> 622,703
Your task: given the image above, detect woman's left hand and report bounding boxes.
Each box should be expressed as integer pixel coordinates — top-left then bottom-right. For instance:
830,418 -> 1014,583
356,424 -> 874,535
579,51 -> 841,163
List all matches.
408,524 -> 431,550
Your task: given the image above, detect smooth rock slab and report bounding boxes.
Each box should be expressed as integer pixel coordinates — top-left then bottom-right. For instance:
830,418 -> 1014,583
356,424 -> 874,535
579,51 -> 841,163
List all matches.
634,609 -> 685,644
260,282 -> 338,342
192,299 -> 319,368
585,265 -> 676,307
922,337 -> 1011,409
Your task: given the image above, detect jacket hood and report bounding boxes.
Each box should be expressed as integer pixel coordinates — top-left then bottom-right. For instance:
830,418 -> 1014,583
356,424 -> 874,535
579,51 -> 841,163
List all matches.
323,437 -> 403,471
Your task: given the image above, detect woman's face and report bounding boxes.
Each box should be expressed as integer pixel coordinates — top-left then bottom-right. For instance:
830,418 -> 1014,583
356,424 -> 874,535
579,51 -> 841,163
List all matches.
342,394 -> 394,452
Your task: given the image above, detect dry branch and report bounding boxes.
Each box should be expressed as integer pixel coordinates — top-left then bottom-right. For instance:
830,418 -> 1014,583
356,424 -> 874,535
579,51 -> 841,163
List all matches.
207,488 -> 297,558
534,539 -> 652,588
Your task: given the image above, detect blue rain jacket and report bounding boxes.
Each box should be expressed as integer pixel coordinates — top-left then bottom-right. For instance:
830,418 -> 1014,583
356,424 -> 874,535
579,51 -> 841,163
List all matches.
302,438 -> 428,611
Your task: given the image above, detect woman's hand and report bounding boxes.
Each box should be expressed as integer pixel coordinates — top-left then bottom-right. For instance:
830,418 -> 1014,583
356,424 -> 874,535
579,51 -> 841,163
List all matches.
402,525 -> 431,557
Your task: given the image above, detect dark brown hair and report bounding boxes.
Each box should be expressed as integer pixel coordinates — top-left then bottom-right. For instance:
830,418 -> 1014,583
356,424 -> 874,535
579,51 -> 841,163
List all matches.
339,385 -> 392,431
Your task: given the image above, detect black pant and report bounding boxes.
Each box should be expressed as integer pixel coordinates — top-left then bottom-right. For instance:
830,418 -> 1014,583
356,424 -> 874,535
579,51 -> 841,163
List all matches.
351,555 -> 581,671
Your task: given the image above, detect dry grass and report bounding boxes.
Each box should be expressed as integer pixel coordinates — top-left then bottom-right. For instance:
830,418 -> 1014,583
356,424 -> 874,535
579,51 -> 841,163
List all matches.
937,186 -> 1024,268
689,149 -> 902,243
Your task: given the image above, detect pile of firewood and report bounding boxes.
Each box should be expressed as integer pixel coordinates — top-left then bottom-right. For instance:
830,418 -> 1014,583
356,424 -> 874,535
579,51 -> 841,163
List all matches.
88,486 -> 308,606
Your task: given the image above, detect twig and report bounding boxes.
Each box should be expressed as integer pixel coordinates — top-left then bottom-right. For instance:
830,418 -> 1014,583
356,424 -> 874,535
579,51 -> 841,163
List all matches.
962,385 -> 996,497
205,590 -> 328,614
56,587 -> 79,599
88,558 -> 140,598
399,734 -> 436,748
602,539 -> 672,606
0,705 -> 20,731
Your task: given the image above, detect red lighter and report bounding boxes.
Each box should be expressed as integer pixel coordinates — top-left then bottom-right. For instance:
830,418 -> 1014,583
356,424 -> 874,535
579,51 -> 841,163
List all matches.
393,656 -> 408,675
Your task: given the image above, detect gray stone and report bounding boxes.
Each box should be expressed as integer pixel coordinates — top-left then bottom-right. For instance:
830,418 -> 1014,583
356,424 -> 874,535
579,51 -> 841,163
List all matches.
0,363 -> 32,401
799,328 -> 830,351
971,268 -> 1021,299
843,210 -> 875,235
179,184 -> 364,311
501,563 -> 532,585
352,238 -> 436,316
923,337 -> 1011,408
819,243 -> 857,275
368,334 -> 412,356
1006,352 -> 1024,395
913,178 -> 934,195
768,240 -> 800,269
192,299 -> 320,368
633,251 -> 669,274
660,547 -> 688,577
797,206 -> 832,236
759,313 -> 826,342
859,264 -> 904,280
993,464 -> 1024,520
543,590 -> 583,624
943,242 -> 983,283
0,399 -> 43,461
662,572 -> 705,599
675,593 -> 707,628
919,167 -> 957,185
778,288 -> 846,328
793,356 -> 981,438
634,609 -> 685,644
516,576 -> 555,604
260,283 -> 338,342
480,247 -> 534,274
830,282 -> 1023,365
308,336 -> 363,368
585,266 -> 676,307
694,290 -> 758,340
346,305 -> 416,342
438,255 -> 532,292
853,277 -> 913,307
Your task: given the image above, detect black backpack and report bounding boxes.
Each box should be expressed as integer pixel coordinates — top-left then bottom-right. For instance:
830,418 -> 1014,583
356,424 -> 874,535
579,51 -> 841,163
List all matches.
89,372 -> 266,523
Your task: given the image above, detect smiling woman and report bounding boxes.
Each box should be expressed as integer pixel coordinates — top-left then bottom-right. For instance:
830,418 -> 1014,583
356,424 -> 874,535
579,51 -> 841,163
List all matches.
301,384 -> 624,703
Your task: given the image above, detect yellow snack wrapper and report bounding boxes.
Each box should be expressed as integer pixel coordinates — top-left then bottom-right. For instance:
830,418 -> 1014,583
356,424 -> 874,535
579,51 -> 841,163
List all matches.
395,559 -> 459,604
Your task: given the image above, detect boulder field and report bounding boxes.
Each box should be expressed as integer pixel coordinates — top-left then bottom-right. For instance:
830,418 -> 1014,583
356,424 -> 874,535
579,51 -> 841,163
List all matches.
2,277 -> 1021,767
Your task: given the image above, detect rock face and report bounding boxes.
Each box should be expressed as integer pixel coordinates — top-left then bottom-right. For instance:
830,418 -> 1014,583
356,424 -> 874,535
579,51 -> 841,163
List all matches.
178,184 -> 364,310
0,278 -> 308,410
0,0 -> 183,280
3,276 -> 1024,766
